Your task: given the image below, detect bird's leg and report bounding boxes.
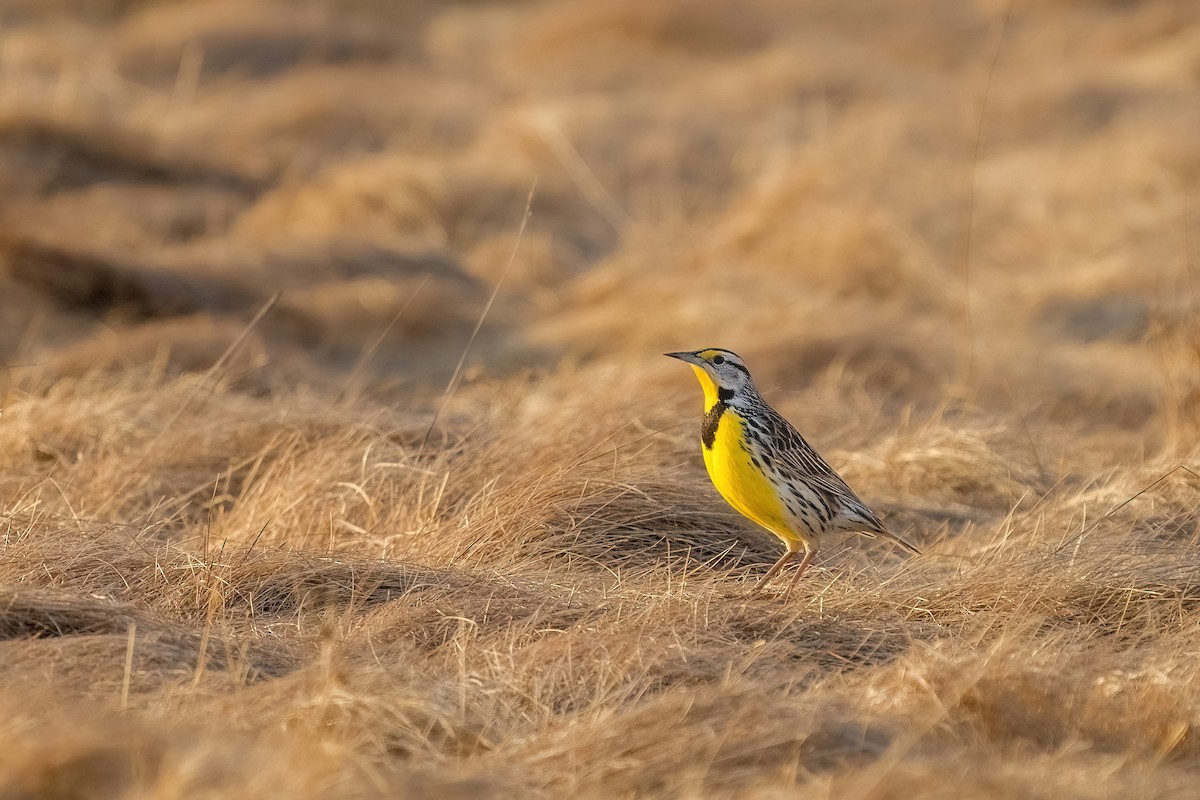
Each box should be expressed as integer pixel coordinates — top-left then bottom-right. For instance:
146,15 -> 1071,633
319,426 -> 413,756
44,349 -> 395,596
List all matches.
752,550 -> 795,594
781,548 -> 817,601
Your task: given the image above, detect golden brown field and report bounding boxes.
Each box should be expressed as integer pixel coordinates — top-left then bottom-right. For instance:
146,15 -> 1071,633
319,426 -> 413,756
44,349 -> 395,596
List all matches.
1,1 -> 1199,797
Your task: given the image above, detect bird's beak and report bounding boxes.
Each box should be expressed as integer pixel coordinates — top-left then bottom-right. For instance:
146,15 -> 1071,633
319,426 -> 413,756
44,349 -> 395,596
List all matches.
663,351 -> 702,366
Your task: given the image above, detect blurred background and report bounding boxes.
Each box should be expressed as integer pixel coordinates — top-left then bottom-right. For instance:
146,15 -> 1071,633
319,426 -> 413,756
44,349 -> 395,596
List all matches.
0,0 -> 1197,448
2,6 -> 1200,796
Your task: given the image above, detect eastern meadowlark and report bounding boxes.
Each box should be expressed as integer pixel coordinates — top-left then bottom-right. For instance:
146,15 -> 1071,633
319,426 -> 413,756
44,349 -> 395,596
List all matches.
665,348 -> 919,596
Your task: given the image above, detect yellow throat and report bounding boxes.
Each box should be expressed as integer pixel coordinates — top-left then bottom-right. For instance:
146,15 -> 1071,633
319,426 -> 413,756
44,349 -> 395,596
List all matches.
690,364 -> 722,412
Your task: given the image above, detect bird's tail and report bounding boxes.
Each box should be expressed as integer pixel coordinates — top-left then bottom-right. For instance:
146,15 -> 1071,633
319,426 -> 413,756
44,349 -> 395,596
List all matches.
873,527 -> 926,554
840,507 -> 922,554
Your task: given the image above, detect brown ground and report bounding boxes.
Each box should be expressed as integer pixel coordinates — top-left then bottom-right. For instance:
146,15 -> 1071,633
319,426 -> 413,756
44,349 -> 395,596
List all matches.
1,1 -> 1199,798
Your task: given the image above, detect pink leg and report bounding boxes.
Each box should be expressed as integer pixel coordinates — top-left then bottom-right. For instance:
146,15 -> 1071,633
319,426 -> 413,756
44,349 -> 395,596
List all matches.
752,550 -> 795,594
781,548 -> 816,601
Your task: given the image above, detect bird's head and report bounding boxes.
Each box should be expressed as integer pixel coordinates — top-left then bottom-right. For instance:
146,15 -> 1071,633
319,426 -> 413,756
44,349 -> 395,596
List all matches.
664,348 -> 756,409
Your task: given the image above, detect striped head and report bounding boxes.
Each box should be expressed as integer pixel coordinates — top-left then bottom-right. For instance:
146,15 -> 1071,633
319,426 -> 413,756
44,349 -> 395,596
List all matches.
664,348 -> 759,409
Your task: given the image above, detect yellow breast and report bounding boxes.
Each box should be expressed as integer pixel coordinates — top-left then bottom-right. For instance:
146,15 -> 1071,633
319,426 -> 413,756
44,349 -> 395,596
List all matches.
702,407 -> 799,547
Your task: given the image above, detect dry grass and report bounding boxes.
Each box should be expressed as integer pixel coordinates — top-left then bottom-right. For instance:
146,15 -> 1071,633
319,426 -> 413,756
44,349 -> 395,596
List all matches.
1,0 -> 1200,797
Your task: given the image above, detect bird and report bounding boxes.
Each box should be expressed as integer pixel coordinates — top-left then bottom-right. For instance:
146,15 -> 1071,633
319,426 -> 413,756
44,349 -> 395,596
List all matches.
664,348 -> 919,597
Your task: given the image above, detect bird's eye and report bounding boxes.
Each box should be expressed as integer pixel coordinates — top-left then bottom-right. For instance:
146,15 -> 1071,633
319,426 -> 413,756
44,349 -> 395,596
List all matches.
712,355 -> 726,365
